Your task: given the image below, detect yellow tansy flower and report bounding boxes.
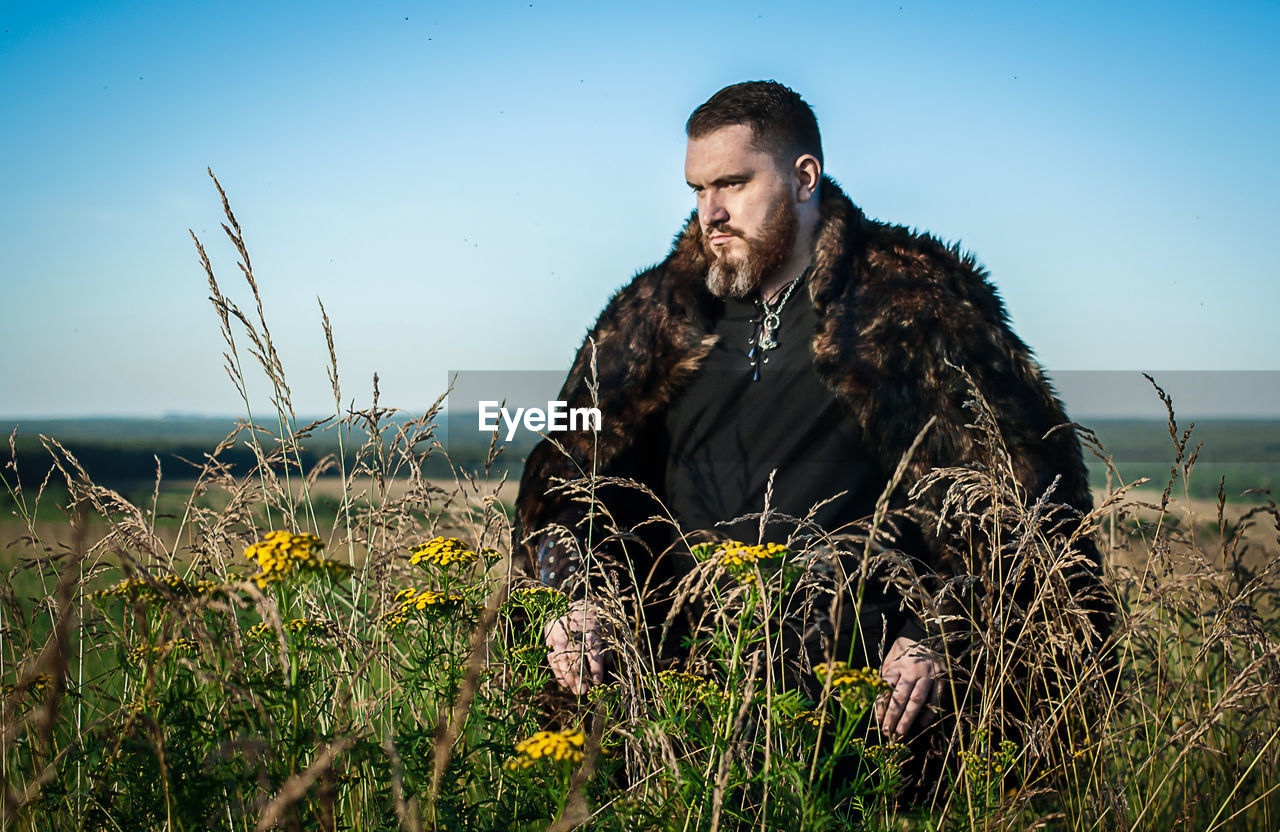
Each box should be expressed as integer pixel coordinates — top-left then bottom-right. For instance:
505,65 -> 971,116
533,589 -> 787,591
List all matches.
379,587 -> 464,629
125,638 -> 198,668
814,660 -> 889,708
92,574 -> 223,602
503,728 -> 586,770
690,540 -> 790,584
241,531 -> 347,588
246,618 -> 338,645
410,536 -> 497,569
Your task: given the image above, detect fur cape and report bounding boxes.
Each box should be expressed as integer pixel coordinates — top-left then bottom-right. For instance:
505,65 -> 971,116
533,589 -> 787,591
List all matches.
513,176 -> 1098,604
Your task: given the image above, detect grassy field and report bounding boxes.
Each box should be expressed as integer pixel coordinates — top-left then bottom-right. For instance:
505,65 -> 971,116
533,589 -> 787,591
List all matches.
4,410 -> 1277,831
3,178 -> 1278,830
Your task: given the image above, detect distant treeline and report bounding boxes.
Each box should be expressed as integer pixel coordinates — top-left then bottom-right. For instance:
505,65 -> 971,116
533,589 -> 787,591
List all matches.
2,416 -> 1276,502
1075,418 -> 1279,502
1,415 -> 532,493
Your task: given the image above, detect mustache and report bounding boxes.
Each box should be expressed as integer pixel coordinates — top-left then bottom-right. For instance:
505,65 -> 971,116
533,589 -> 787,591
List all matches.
703,224 -> 743,239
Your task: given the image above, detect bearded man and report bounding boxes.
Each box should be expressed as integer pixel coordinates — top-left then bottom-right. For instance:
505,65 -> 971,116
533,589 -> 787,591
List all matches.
513,81 -> 1107,744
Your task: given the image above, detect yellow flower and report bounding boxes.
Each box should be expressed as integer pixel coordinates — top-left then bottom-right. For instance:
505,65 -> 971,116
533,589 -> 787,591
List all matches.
508,643 -> 545,668
959,734 -> 1020,788
93,574 -> 223,602
503,729 -> 586,770
654,670 -> 726,709
814,661 -> 888,709
379,587 -> 464,630
246,618 -> 338,645
865,740 -> 910,773
125,638 -> 198,668
127,695 -> 162,715
2,673 -> 52,701
241,531 -> 347,588
506,586 -> 568,606
503,586 -> 570,624
690,540 -> 790,584
586,681 -> 621,704
410,536 -> 496,569
720,541 -> 788,567
792,709 -> 824,728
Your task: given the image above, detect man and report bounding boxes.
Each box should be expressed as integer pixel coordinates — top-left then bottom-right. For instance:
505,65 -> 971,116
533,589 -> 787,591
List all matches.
514,81 -> 1104,741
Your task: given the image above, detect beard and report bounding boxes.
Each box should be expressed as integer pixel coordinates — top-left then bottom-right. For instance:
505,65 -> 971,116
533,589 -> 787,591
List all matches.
703,189 -> 798,299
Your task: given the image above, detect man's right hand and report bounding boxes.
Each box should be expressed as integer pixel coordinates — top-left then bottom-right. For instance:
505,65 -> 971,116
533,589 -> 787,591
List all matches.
544,599 -> 605,694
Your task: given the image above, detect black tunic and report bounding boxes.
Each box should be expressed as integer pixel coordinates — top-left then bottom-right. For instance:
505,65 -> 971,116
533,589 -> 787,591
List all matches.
663,278 -> 883,545
661,276 -> 926,653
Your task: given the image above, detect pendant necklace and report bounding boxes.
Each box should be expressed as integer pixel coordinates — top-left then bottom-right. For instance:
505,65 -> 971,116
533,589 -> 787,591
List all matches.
746,273 -> 805,382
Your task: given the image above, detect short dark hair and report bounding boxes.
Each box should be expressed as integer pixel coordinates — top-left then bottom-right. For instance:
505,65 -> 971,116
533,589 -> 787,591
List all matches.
686,80 -> 823,168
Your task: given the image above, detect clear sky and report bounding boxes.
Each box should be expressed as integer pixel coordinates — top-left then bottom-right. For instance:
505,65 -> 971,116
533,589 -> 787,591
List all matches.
2,1 -> 1277,420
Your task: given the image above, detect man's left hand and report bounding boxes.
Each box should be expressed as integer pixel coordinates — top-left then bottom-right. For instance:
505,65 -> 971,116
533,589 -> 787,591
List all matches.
876,635 -> 941,737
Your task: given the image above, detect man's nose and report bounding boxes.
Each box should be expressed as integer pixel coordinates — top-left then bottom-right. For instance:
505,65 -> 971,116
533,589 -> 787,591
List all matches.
700,191 -> 729,226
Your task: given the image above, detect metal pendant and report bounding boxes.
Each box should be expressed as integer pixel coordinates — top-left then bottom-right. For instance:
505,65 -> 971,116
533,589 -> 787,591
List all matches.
759,312 -> 781,350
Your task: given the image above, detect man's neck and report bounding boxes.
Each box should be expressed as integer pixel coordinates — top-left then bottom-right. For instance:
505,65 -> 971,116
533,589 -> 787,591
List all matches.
758,224 -> 818,304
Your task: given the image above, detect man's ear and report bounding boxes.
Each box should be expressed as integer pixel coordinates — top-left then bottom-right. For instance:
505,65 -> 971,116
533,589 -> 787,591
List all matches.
793,154 -> 822,203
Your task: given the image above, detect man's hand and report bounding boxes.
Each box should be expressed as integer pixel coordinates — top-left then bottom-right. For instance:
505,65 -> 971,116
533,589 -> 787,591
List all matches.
544,599 -> 605,694
876,635 -> 941,737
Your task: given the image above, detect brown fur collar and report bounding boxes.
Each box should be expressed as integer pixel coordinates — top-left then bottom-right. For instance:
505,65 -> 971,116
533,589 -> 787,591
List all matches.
514,176 -> 1091,571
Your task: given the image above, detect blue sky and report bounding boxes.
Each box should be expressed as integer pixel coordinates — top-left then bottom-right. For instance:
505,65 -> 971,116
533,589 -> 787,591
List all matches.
2,0 -> 1277,420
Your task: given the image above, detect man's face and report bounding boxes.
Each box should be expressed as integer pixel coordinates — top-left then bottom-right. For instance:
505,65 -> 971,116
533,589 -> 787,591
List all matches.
685,124 -> 799,298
